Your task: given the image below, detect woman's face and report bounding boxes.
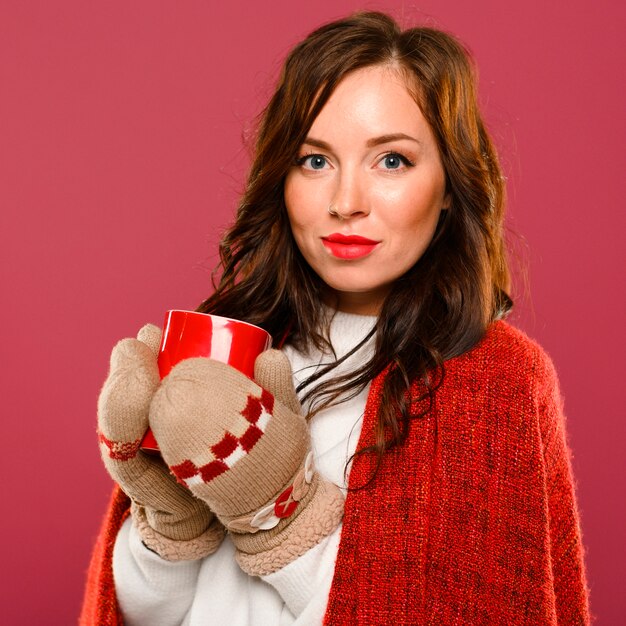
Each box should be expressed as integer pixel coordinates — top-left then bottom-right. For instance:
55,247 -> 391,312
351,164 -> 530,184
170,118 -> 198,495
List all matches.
284,64 -> 449,315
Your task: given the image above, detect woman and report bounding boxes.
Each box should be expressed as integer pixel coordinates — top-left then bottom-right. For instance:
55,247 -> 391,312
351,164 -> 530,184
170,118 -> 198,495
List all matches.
82,11 -> 590,625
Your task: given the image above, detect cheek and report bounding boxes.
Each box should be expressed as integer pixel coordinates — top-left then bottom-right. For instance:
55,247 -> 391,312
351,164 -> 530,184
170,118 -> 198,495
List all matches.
379,197 -> 441,238
379,177 -> 446,232
284,178 -> 317,236
284,177 -> 301,228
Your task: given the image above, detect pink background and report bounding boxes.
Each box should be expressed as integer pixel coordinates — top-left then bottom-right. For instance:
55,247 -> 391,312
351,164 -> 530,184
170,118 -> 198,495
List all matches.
1,1 -> 623,623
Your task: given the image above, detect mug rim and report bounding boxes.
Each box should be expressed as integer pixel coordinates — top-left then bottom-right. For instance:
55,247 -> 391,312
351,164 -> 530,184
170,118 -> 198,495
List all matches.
166,309 -> 271,337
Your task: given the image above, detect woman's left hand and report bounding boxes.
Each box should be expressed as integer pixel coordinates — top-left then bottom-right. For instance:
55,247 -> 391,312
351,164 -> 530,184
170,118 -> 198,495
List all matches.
149,349 -> 345,575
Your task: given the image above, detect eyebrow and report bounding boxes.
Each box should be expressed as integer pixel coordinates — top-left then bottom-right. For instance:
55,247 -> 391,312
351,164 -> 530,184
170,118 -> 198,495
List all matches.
302,133 -> 421,150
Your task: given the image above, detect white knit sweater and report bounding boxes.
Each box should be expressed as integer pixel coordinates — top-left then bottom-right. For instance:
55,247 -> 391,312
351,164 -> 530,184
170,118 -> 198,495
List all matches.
113,311 -> 376,625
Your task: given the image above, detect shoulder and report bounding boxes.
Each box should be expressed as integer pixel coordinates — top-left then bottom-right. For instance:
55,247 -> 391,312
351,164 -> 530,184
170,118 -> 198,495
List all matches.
455,319 -> 555,372
446,320 -> 559,399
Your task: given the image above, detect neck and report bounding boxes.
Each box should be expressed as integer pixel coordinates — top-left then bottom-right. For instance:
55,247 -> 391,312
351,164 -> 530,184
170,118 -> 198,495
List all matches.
323,289 -> 387,316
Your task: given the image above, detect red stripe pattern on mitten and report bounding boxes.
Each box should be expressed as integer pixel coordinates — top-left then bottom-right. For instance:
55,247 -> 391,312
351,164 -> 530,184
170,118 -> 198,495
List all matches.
170,388 -> 274,487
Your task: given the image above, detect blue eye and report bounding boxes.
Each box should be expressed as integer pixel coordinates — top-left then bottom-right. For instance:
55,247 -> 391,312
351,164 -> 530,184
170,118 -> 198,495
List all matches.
309,155 -> 327,169
381,153 -> 408,170
297,154 -> 328,170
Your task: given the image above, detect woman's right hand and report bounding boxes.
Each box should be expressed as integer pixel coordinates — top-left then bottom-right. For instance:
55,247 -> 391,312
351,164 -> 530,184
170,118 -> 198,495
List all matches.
97,324 -> 224,561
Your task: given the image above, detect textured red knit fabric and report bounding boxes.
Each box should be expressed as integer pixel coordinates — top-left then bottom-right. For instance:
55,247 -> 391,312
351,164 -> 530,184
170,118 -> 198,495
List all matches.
325,321 -> 589,624
80,321 -> 590,625
80,486 -> 130,626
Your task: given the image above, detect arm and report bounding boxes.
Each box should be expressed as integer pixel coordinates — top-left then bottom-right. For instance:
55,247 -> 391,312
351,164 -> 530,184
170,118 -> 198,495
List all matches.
111,347 -> 345,624
537,354 -> 591,624
113,517 -> 202,626
113,516 -> 318,625
87,333 -> 346,625
261,524 -> 341,621
88,325 -> 224,625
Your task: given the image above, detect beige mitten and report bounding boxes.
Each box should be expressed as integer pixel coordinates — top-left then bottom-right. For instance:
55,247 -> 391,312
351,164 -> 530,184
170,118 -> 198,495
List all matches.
97,324 -> 224,561
150,350 -> 345,576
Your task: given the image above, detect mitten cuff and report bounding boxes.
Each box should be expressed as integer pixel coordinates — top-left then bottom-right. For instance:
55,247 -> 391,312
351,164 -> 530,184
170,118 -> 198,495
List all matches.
132,503 -> 225,562
233,477 -> 344,576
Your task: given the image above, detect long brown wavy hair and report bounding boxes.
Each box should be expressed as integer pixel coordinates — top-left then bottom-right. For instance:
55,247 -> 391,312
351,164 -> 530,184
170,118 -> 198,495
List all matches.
198,11 -> 511,473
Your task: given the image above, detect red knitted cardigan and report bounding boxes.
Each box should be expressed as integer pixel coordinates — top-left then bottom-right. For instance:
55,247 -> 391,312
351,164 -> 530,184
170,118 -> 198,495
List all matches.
80,321 -> 590,625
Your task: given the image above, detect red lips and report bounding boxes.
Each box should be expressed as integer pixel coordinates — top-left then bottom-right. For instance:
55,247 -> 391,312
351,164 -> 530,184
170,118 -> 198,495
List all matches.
322,233 -> 380,259
323,233 -> 379,245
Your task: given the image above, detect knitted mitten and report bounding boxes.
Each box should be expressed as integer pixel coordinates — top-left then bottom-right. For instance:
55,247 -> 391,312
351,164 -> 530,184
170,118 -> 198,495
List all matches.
150,349 -> 345,576
97,324 -> 224,561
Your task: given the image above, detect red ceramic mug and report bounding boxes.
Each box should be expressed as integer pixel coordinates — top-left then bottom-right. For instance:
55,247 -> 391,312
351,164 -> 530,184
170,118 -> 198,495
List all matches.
140,310 -> 272,451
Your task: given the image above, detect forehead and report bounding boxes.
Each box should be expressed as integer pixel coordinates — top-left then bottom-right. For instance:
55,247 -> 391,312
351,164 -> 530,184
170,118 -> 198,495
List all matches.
307,65 -> 428,140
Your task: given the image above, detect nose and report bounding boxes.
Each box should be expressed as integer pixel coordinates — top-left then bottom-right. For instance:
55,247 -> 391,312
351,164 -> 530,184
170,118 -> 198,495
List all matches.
328,170 -> 369,220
